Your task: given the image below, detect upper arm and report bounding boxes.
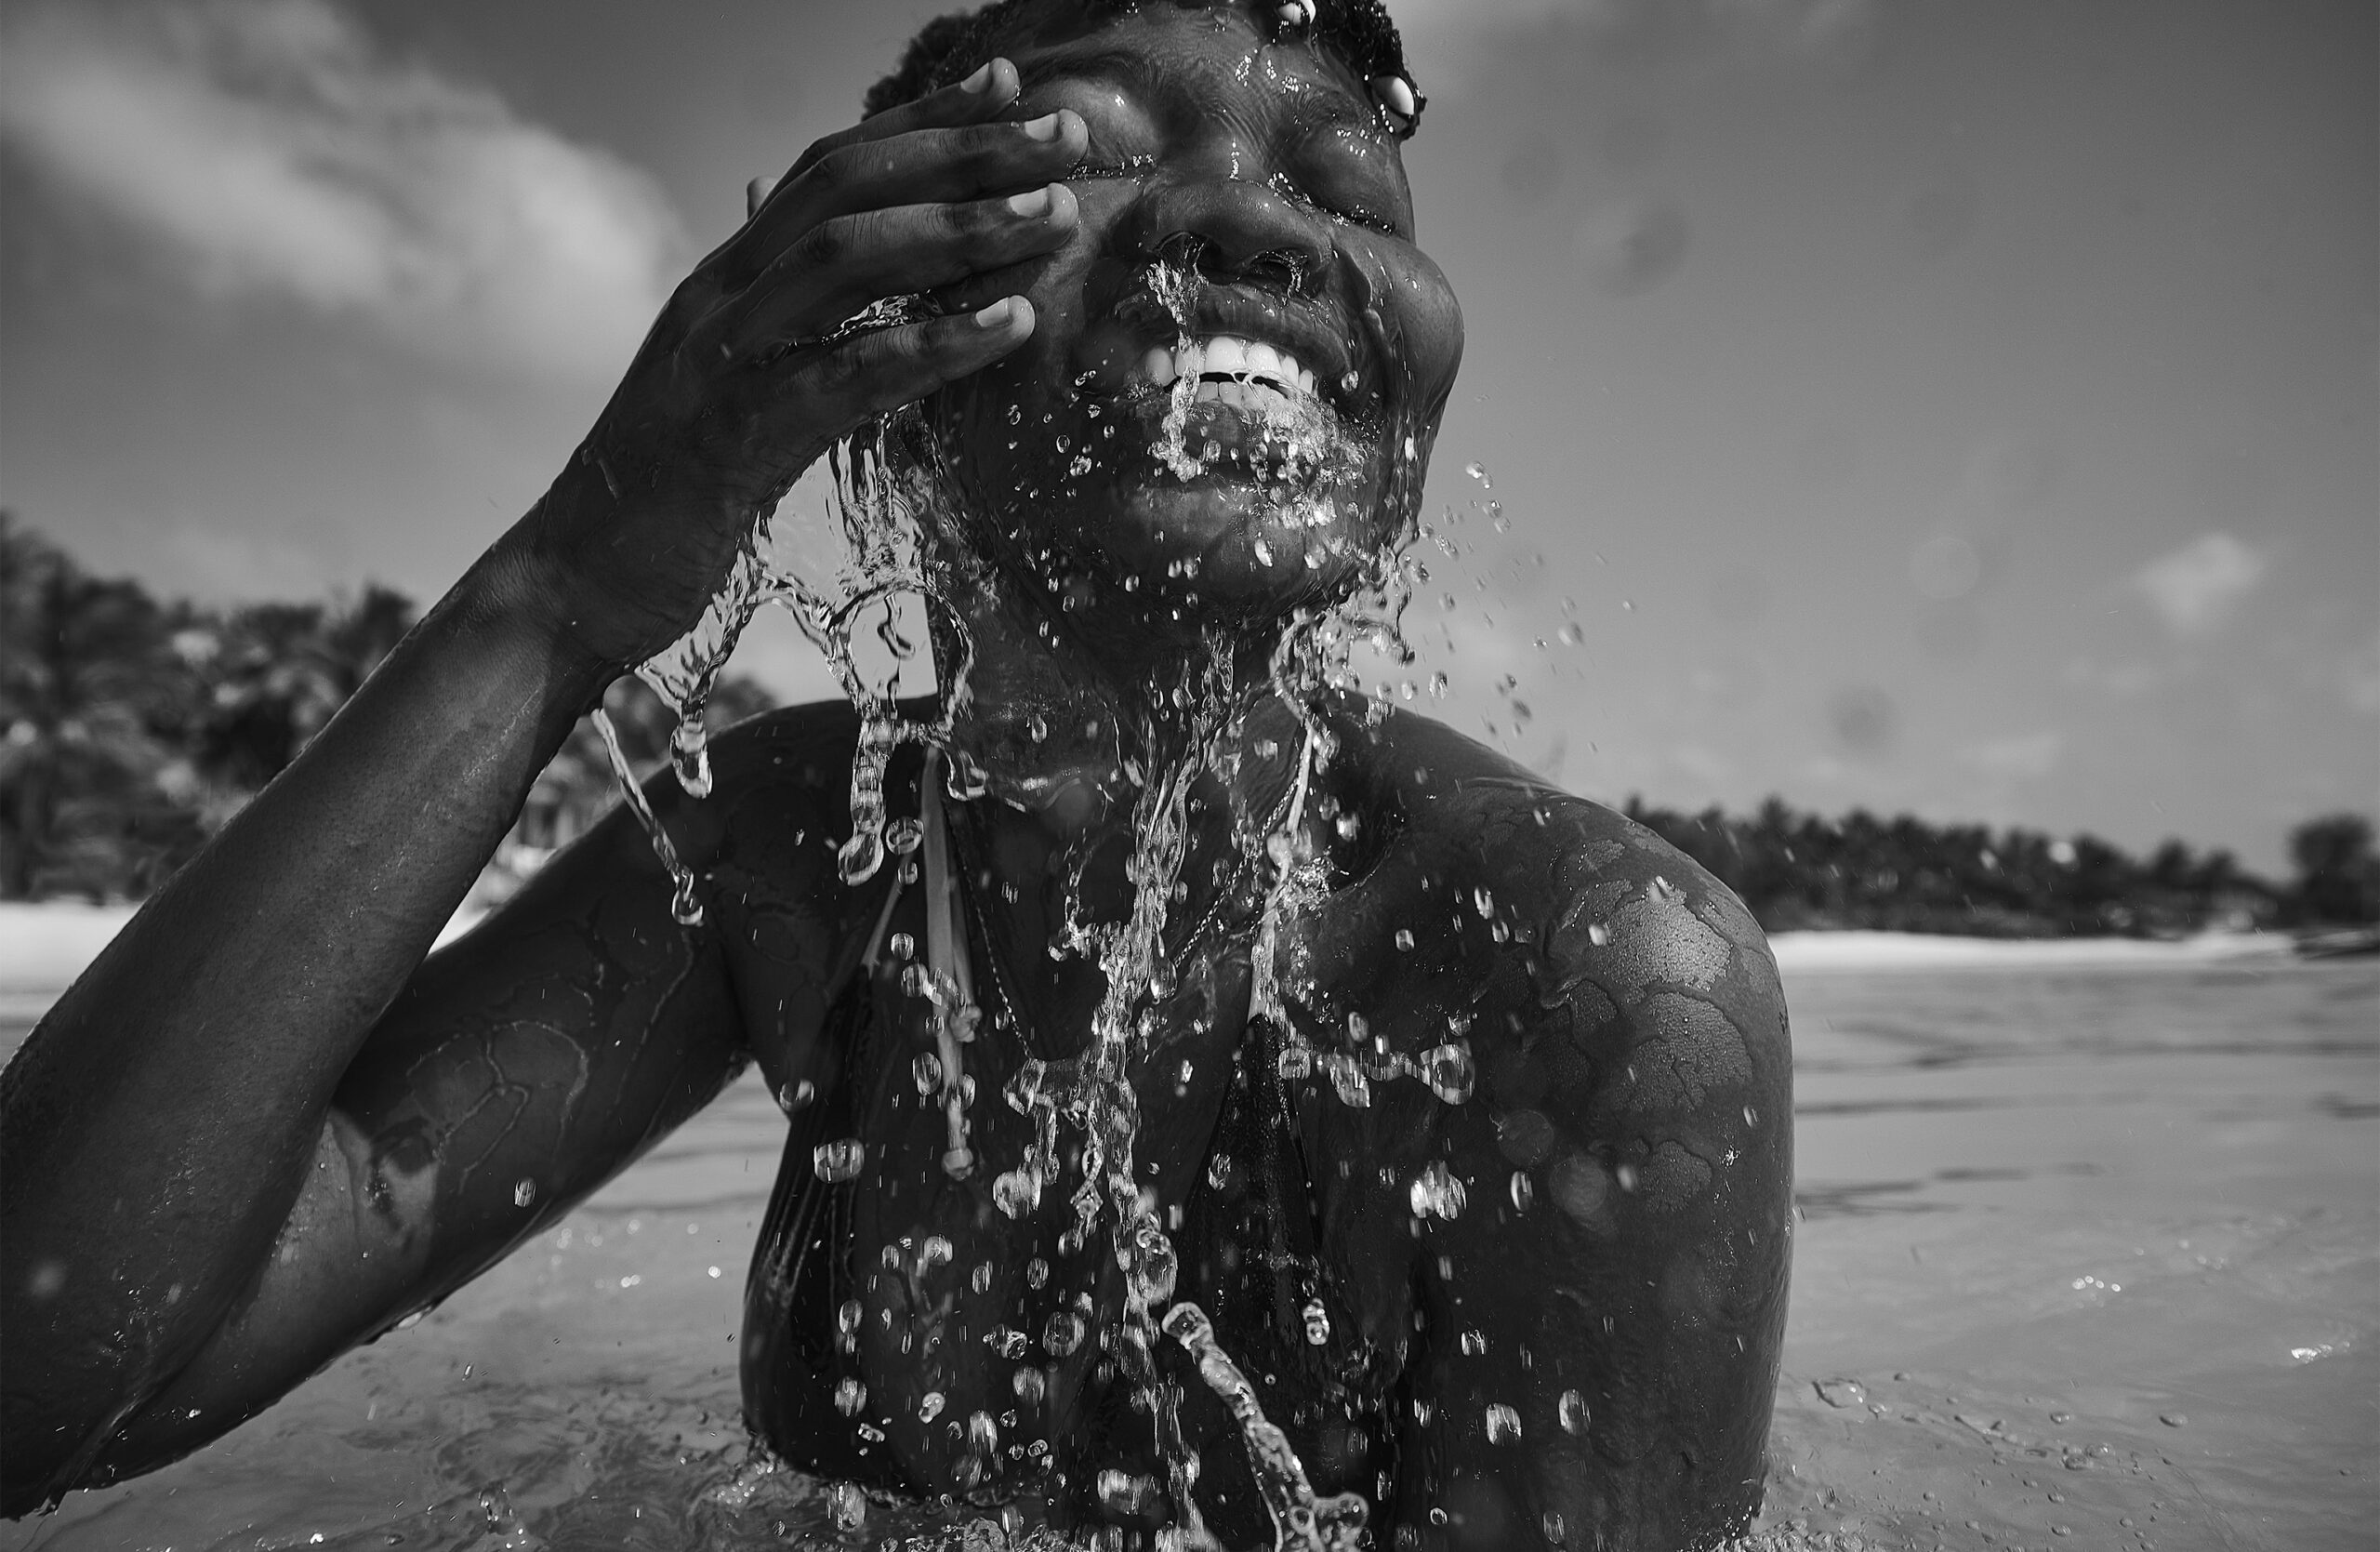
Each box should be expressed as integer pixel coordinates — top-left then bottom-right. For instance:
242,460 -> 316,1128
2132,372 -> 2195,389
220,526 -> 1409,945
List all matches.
1293,749 -> 1791,1550
90,792 -> 752,1477
1394,807 -> 1793,1551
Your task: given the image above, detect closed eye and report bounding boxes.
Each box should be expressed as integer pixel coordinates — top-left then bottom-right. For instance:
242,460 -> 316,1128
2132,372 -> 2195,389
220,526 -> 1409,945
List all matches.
1267,169 -> 1400,237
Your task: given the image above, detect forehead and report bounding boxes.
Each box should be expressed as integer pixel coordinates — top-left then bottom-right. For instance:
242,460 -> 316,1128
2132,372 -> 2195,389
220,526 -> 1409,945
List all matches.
1005,3 -> 1383,135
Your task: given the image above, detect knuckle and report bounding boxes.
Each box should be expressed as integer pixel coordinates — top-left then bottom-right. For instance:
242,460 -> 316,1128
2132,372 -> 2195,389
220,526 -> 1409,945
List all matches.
802,144 -> 861,197
794,216 -> 856,269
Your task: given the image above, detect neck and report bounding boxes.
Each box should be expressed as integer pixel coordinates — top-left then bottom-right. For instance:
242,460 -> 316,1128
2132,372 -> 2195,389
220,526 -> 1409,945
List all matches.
933,550 -> 1291,843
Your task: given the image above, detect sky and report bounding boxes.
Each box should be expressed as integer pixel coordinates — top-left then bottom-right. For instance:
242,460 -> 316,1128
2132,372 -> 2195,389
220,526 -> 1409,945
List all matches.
1,0 -> 2372,873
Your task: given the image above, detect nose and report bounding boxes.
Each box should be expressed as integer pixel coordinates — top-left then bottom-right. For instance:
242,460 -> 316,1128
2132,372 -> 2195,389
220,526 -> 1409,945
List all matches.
1130,170 -> 1333,294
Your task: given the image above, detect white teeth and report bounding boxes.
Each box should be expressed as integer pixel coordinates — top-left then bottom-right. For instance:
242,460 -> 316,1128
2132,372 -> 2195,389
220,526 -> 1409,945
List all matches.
1202,336 -> 1249,377
1134,333 -> 1327,396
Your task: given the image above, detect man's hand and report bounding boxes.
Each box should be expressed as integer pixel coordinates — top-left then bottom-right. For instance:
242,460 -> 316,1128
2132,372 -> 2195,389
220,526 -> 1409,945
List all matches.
502,58 -> 1085,675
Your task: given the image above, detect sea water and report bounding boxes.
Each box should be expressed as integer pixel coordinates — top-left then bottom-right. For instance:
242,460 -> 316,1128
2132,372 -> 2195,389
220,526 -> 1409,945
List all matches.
9,954 -> 2370,1549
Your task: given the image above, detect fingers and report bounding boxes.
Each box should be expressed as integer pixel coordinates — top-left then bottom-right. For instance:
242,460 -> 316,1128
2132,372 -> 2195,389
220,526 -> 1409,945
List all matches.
746,175 -> 778,220
734,111 -> 1086,281
721,182 -> 1078,348
775,298 -> 1038,448
791,58 -> 1023,177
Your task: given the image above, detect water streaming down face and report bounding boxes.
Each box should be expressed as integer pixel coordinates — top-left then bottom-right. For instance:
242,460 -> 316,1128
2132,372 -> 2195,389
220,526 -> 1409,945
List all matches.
596,231 -> 1456,1552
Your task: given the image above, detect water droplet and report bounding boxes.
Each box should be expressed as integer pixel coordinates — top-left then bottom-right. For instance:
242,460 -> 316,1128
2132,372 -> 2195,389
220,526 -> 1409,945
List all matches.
813,1139 -> 866,1183
1510,1172 -> 1535,1211
776,1079 -> 814,1113
1484,1402 -> 1523,1443
1395,927 -> 1416,950
834,1376 -> 867,1416
1207,1152 -> 1236,1190
1559,1388 -> 1591,1435
918,1391 -> 945,1423
885,817 -> 924,855
912,1052 -> 943,1094
1043,1310 -> 1086,1357
826,1479 -> 866,1532
1422,1040 -> 1476,1104
886,931 -> 915,962
838,1299 -> 862,1334
1743,1105 -> 1760,1128
1012,1365 -> 1047,1404
993,1166 -> 1044,1219
1302,1300 -> 1331,1345
1409,1161 -> 1467,1220
971,1262 -> 993,1294
512,1178 -> 536,1208
1025,1257 -> 1049,1290
1125,1217 -> 1178,1306
968,1410 -> 998,1453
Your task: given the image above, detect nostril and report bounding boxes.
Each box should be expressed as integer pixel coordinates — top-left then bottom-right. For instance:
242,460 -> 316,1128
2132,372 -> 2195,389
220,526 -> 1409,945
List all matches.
1149,232 -> 1208,274
1148,233 -> 1310,296
1236,250 -> 1311,295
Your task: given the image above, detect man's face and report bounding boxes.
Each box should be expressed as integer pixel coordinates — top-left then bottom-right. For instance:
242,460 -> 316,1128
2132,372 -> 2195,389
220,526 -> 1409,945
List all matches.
925,0 -> 1464,646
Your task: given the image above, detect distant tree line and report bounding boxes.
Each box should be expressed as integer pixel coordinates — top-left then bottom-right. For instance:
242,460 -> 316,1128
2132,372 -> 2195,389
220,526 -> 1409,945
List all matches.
5,516 -> 2373,930
1621,796 -> 2376,937
0,515 -> 767,905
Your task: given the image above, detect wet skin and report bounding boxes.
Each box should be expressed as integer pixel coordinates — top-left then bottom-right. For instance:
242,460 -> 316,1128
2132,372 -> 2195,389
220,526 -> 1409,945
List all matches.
0,4 -> 1789,1547
691,700 -> 1793,1549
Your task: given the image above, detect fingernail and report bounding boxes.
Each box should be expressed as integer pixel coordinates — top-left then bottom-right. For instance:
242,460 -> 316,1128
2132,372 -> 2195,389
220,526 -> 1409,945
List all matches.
960,61 -> 994,95
972,297 -> 1020,329
1021,113 -> 1062,141
1007,186 -> 1053,219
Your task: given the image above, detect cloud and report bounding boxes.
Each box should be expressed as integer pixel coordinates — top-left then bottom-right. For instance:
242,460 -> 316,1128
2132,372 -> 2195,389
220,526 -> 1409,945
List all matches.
2129,532 -> 2268,638
1573,194 -> 1690,297
0,0 -> 689,383
1961,730 -> 2063,781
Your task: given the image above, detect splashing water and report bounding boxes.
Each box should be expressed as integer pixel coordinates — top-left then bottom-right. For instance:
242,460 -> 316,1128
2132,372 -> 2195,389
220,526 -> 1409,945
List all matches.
1162,1303 -> 1369,1552
589,705 -> 703,926
599,244 -> 1463,1544
597,296 -> 964,902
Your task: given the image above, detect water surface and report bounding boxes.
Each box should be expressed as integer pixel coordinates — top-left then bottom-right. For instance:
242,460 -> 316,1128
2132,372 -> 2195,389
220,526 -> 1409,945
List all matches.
7,957 -> 2373,1550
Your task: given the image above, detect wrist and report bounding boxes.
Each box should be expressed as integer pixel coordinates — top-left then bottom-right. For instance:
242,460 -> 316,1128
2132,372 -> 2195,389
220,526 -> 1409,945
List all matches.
449,516 -> 624,720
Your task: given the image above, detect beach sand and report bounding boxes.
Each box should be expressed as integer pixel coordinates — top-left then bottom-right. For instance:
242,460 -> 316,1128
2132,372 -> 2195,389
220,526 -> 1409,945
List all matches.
0,897 -> 2296,1013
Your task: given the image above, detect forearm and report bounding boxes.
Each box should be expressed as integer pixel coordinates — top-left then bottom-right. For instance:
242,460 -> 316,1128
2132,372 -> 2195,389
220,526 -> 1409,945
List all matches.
0,526 -> 611,1466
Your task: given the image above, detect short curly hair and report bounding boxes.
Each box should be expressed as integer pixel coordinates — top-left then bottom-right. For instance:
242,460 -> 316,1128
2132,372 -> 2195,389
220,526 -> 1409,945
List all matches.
862,0 -> 1421,131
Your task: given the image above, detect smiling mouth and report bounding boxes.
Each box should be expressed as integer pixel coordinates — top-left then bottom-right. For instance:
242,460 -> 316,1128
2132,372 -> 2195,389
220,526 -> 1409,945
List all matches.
1128,333 -> 1328,418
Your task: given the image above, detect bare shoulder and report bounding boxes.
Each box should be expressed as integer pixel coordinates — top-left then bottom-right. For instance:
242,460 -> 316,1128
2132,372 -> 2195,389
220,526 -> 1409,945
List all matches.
1303,706 -> 1792,1243
680,699 -> 901,1077
1309,710 -> 1792,1545
1322,708 -> 1788,1072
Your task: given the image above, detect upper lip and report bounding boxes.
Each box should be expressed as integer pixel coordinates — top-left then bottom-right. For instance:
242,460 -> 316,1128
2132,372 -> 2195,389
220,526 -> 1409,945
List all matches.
1101,282 -> 1362,406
